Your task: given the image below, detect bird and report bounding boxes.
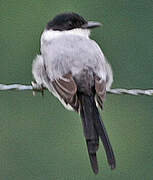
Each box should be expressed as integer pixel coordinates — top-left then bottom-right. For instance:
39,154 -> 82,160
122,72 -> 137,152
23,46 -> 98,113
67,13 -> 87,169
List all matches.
32,12 -> 116,174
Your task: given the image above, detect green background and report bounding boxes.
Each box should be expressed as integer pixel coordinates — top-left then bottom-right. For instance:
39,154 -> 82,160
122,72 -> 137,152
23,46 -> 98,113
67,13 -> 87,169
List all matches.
0,0 -> 153,179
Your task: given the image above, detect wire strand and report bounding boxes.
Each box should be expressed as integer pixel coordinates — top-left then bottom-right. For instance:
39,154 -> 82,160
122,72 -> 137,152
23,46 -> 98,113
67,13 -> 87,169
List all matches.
0,83 -> 152,96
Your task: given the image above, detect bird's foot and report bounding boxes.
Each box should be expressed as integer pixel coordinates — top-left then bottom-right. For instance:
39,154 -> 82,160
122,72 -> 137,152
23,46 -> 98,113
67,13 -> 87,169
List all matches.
31,81 -> 45,96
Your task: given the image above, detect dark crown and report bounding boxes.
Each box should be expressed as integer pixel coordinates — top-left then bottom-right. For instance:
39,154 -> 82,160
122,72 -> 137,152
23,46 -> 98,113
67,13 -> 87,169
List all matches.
46,12 -> 87,31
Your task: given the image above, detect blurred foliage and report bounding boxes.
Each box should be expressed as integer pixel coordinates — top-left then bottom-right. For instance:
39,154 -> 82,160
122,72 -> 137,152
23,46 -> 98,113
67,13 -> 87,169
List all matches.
0,0 -> 153,179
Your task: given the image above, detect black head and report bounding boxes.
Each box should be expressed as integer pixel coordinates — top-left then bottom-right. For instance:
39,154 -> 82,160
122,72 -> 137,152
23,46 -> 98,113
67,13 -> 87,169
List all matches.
46,12 -> 101,31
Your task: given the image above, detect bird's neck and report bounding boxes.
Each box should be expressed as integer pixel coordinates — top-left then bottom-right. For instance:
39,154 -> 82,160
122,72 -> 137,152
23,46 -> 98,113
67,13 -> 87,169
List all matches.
41,28 -> 91,43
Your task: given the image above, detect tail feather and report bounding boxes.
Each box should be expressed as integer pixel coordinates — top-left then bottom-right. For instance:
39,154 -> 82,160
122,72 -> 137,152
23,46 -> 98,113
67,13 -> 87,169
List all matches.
79,95 -> 99,174
91,96 -> 116,169
79,94 -> 116,174
87,148 -> 99,174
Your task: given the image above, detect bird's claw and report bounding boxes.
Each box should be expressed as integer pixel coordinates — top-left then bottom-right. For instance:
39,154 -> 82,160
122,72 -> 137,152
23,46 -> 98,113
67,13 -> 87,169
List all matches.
31,81 -> 45,96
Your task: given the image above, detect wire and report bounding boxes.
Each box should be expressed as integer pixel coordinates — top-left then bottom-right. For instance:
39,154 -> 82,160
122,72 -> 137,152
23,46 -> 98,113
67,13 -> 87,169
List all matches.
0,83 -> 152,96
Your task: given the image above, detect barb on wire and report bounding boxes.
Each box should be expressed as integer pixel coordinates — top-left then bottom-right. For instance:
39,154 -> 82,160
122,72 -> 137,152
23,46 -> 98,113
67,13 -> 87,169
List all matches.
0,83 -> 152,96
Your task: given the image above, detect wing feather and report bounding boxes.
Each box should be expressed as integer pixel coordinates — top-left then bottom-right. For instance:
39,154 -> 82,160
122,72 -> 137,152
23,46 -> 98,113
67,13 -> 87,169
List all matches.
95,76 -> 106,109
52,73 -> 79,111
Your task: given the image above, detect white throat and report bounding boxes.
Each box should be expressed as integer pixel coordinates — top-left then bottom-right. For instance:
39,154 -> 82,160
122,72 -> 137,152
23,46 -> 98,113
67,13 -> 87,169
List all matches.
41,28 -> 90,45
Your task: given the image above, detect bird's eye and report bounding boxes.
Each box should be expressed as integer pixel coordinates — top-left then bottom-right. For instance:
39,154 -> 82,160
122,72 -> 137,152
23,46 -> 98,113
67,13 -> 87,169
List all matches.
68,21 -> 73,26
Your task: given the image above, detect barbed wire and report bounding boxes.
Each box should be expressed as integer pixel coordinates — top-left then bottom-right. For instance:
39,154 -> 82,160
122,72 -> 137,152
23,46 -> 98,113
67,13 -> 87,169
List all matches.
0,83 -> 152,96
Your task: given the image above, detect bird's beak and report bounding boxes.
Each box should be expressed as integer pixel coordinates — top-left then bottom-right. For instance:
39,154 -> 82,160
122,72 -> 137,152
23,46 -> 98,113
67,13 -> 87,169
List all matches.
81,21 -> 102,29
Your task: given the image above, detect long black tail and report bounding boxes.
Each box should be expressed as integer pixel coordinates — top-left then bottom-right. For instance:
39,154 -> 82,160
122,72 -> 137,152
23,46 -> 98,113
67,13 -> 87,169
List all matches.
79,94 -> 116,174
